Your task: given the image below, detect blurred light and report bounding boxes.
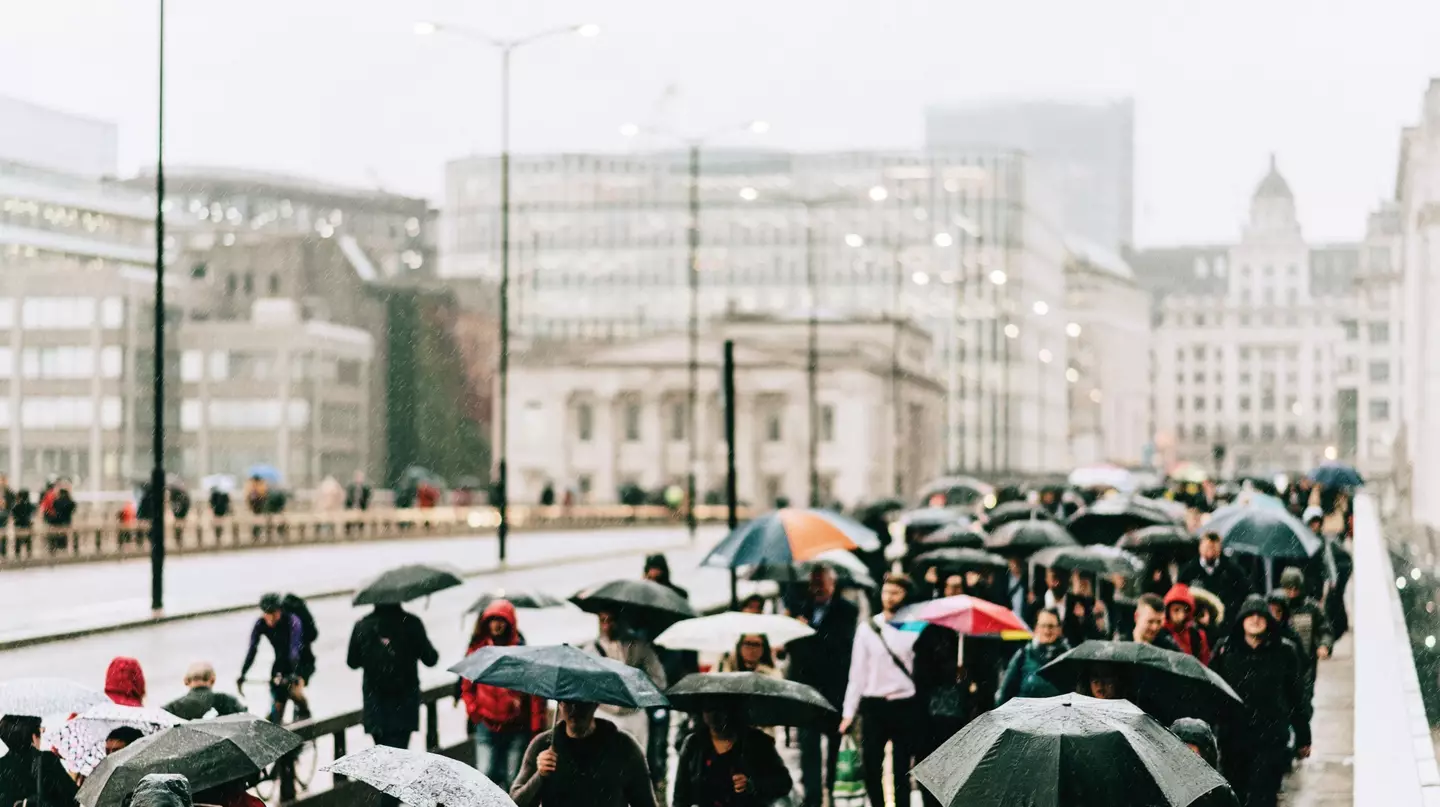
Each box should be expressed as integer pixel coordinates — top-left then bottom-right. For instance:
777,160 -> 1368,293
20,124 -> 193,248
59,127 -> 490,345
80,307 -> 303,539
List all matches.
576,23 -> 601,37
911,271 -> 930,286
467,511 -> 485,528
938,270 -> 958,285
1089,389 -> 1103,403
1066,322 -> 1082,338
1324,445 -> 1338,460
944,179 -> 960,193
1291,402 -> 1304,416
1427,635 -> 1437,649
989,269 -> 1007,286
1004,324 -> 1019,339
1039,349 -> 1053,364
845,233 -> 864,248
933,232 -> 954,247
1414,567 -> 1423,581
912,207 -> 929,221
1032,301 -> 1049,316
1398,576 -> 1408,589
413,21 -> 438,35
222,233 -> 236,247
738,187 -> 759,201
1066,368 -> 1079,383
619,123 -> 640,138
984,493 -> 998,509
748,120 -> 770,134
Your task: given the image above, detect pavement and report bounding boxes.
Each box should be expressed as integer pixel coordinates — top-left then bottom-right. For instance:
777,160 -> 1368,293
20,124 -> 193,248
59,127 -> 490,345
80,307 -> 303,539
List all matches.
1280,629 -> 1354,807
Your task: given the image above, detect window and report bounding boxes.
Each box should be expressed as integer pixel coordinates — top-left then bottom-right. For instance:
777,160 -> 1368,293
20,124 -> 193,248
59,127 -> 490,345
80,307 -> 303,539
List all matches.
1239,347 -> 1251,360
22,347 -> 94,379
1239,424 -> 1252,439
1192,346 -> 1205,361
623,402 -> 641,442
576,403 -> 594,442
181,350 -> 204,382
669,401 -> 687,442
1194,424 -> 1207,439
577,475 -> 592,497
1286,288 -> 1298,305
101,298 -> 124,328
1193,372 -> 1205,384
1261,424 -> 1276,441
765,410 -> 783,442
1369,361 -> 1391,383
763,475 -> 783,505
20,397 -> 94,429
1370,399 -> 1391,422
0,299 -> 13,329
820,405 -> 836,443
1263,265 -> 1274,277
21,298 -> 95,329
1369,322 -> 1391,344
1261,393 -> 1275,412
1313,424 -> 1323,439
1341,320 -> 1358,341
1177,425 -> 1187,439
269,274 -> 281,295
1285,424 -> 1298,440
181,400 -> 202,431
1193,397 -> 1206,412
1240,396 -> 1252,412
208,351 -> 230,381
1176,396 -> 1185,412
101,397 -> 122,429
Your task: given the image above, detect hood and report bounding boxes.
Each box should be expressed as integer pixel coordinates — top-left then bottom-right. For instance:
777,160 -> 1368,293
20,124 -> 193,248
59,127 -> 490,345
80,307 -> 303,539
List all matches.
1229,594 -> 1280,644
644,554 -> 672,584
106,656 -> 147,706
123,774 -> 194,807
1188,586 -> 1225,625
1266,588 -> 1292,619
1169,718 -> 1219,769
476,599 -> 519,646
1162,583 -> 1196,611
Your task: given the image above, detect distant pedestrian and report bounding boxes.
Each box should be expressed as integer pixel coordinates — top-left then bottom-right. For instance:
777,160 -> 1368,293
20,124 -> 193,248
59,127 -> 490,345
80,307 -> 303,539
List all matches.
643,555 -> 698,790
583,611 -> 667,751
106,656 -> 147,707
1161,584 -> 1211,665
209,485 -> 231,518
839,573 -> 919,807
0,715 -> 78,807
316,476 -> 344,513
346,603 -> 440,751
785,565 -> 858,807
997,608 -> 1068,704
1177,532 -> 1254,631
106,726 -> 145,755
10,489 -> 34,557
345,471 -> 372,510
461,600 -> 546,790
163,662 -> 247,720
1127,593 -> 1179,651
1170,718 -> 1221,770
511,700 -> 655,807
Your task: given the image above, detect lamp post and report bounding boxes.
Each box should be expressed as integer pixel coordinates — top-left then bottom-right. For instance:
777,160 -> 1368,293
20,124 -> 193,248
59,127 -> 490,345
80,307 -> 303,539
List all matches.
150,0 -> 167,612
415,19 -> 598,563
620,121 -> 767,539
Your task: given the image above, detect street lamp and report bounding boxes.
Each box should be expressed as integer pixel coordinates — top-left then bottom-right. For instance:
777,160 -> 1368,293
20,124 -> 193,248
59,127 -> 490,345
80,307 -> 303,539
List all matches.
415,19 -> 599,563
620,119 -> 766,539
151,0 -> 167,611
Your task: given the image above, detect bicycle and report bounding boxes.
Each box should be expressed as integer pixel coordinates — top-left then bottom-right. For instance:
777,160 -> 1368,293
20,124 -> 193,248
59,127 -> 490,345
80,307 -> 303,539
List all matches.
240,677 -> 318,803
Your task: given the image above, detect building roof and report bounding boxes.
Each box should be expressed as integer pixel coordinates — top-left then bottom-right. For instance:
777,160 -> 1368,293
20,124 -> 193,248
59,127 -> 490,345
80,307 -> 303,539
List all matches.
1066,236 -> 1134,280
1254,153 -> 1293,199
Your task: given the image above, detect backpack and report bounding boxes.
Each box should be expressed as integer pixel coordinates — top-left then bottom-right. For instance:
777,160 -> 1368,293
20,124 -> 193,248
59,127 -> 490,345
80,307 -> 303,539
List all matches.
282,594 -> 319,644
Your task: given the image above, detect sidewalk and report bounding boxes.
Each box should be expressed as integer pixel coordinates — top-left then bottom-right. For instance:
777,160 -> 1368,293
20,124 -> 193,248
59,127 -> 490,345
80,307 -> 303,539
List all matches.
1281,629 -> 1354,806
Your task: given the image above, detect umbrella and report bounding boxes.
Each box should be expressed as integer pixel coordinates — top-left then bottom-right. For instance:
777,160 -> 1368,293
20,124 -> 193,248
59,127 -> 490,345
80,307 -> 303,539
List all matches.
749,549 -> 878,590
570,579 -> 697,633
912,694 -> 1237,807
1308,462 -> 1363,489
1036,640 -> 1243,725
46,703 -> 185,777
912,522 -> 987,550
1067,497 -> 1178,545
984,502 -> 1057,530
917,476 -> 995,508
200,474 -> 236,494
449,644 -> 667,709
1031,545 -> 1144,577
324,746 -> 515,807
666,672 -> 836,728
1168,462 -> 1209,484
701,509 -> 880,569
244,464 -> 282,484
1203,506 -> 1320,559
1232,491 -> 1289,512
354,563 -> 466,606
77,715 -> 301,807
892,595 -> 1032,638
654,613 -> 815,654
1067,464 -> 1136,491
1116,525 -> 1197,552
0,678 -> 108,718
911,547 -> 1008,572
985,519 -> 1077,555
467,589 -> 569,614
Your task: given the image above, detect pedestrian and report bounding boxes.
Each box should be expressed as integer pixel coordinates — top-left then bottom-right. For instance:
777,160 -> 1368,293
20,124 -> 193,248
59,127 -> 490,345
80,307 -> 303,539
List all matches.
1061,572 -> 1108,645
345,471 -> 372,510
0,714 -> 78,807
1177,532 -> 1254,631
1075,663 -> 1127,700
1209,595 -> 1311,807
1161,584 -> 1212,664
461,599 -> 547,791
238,593 -> 315,723
1271,568 -> 1334,708
209,484 -> 231,519
1141,557 -> 1175,598
997,607 -> 1068,705
1170,718 -> 1221,770
839,572 -> 919,807
163,662 -> 246,720
316,475 -> 344,514
346,603 -> 440,751
716,634 -> 780,677
123,773 -> 193,807
193,777 -> 266,807
1189,586 -> 1225,647
736,595 -> 766,615
511,700 -> 655,807
785,565 -> 858,807
106,656 -> 147,707
643,554 -> 698,793
911,623 -> 971,807
584,610 -> 667,752
1003,557 -> 1031,622
1127,593 -> 1180,651
11,488 -> 35,557
106,726 -> 145,755
673,706 -> 793,807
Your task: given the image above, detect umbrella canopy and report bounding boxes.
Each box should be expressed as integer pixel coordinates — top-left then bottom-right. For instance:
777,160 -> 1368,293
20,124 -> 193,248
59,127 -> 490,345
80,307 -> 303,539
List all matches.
912,522 -> 987,550
1168,462 -> 1209,484
1031,546 -> 1144,578
892,595 -> 1031,638
912,547 -> 1008,572
1067,497 -> 1178,546
0,678 -> 108,718
917,476 -> 995,508
1308,462 -> 1363,488
913,694 -> 1237,807
353,563 -> 466,606
571,579 -> 698,633
1037,640 -> 1243,726
666,672 -> 836,728
46,703 -> 186,777
324,746 -> 516,807
200,474 -> 236,494
77,715 -> 300,807
654,613 -> 816,654
1235,476 -> 1280,497
244,464 -> 282,484
984,502 -> 1057,531
1232,491 -> 1289,512
1067,464 -> 1136,491
1116,525 -> 1197,553
467,589 -> 570,614
702,509 -> 880,569
449,644 -> 667,710
1203,506 -> 1320,559
748,549 -> 878,590
985,519 -> 1077,556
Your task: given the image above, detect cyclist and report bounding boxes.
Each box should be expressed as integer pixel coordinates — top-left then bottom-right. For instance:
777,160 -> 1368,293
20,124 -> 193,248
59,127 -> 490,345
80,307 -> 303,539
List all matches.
238,593 -> 314,723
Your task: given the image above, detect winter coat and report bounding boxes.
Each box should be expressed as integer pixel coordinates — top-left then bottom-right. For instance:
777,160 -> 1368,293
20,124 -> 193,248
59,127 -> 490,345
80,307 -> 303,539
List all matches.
163,687 -> 247,721
1209,595 -> 1311,750
1161,584 -> 1211,665
585,633 -> 667,720
1170,718 -> 1220,770
1176,555 -> 1253,630
673,727 -> 793,807
0,746 -> 78,807
784,595 -> 859,708
511,719 -> 655,807
997,638 -> 1070,705
1271,590 -> 1334,667
346,605 -> 439,736
106,656 -> 147,706
461,600 -> 547,733
123,774 -> 193,807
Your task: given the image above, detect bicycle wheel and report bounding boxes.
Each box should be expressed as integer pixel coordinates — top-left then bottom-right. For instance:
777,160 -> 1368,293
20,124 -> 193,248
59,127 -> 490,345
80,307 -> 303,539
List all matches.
292,740 -> 318,790
254,769 -> 278,803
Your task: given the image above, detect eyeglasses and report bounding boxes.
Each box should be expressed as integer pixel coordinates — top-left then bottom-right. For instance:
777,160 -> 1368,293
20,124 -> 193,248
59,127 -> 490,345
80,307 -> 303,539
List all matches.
739,640 -> 766,648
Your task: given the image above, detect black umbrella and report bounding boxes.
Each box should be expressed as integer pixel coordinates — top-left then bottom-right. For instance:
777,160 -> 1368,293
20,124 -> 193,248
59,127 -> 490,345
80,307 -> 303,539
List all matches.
912,547 -> 1008,572
448,644 -> 667,709
985,502 -> 1057,530
1037,640 -> 1243,725
1204,505 -> 1320,559
571,579 -> 697,633
913,522 -> 987,550
1116,525 -> 1197,552
77,715 -> 301,807
353,563 -> 465,606
985,519 -> 1077,556
666,672 -> 836,728
1030,546 -> 1143,577
1067,497 -> 1179,545
467,589 -> 569,614
912,694 -> 1238,807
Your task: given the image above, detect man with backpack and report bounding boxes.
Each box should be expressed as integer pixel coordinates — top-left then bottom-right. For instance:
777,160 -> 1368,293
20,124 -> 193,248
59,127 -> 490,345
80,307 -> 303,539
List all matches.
239,592 -> 317,723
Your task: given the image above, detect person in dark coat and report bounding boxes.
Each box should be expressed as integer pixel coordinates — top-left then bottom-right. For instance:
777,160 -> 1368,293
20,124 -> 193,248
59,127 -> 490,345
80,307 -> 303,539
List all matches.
1209,595 -> 1311,807
512,701 -> 655,807
345,471 -> 372,510
997,608 -> 1069,704
0,714 -> 78,807
911,624 -> 972,807
672,708 -> 792,807
123,773 -> 193,807
642,554 -> 697,791
1171,718 -> 1221,770
163,662 -> 246,720
785,565 -> 858,807
1177,532 -> 1254,632
346,603 -> 440,750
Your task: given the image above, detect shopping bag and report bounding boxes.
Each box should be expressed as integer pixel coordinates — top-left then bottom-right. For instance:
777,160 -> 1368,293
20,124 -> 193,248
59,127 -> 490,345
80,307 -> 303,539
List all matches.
832,733 -> 867,806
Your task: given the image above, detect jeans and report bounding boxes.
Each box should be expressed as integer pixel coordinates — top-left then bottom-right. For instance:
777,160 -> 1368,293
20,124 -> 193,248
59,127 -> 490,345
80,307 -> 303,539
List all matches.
474,724 -> 530,791
799,726 -> 841,807
859,698 -> 917,807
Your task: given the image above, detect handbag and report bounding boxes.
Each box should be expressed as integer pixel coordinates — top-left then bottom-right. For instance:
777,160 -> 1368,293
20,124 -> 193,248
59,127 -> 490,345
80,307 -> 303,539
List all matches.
832,733 -> 867,806
928,683 -> 966,719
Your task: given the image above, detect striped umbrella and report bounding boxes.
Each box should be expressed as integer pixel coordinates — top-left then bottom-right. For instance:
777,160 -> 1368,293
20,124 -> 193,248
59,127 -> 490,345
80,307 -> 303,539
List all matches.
892,595 -> 1031,639
702,508 -> 880,569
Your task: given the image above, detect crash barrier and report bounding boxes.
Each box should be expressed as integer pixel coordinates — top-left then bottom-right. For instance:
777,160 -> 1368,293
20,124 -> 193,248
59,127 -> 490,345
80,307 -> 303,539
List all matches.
1354,493 -> 1440,806
0,504 -> 752,569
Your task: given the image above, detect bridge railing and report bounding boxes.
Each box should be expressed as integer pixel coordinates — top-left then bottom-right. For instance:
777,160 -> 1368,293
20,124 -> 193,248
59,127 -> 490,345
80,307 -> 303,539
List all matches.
0,504 -> 751,569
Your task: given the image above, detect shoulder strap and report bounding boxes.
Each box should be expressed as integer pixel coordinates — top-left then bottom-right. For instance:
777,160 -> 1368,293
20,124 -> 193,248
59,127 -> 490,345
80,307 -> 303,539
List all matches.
868,620 -> 913,681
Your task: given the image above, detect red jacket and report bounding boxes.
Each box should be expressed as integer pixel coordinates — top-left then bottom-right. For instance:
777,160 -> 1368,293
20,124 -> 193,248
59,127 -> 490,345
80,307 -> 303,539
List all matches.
105,656 -> 146,707
460,600 -> 547,733
1162,584 -> 1211,665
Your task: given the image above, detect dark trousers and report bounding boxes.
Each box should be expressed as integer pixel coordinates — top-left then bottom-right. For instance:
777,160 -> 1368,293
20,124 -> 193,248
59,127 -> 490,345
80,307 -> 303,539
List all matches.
647,710 -> 670,784
918,717 -> 967,807
860,698 -> 916,807
800,726 -> 842,807
1223,742 -> 1287,807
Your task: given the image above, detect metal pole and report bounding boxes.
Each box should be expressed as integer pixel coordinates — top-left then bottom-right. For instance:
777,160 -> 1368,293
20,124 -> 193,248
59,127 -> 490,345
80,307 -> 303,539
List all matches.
890,243 -> 902,497
149,0 -> 167,613
496,47 -> 512,563
724,339 -> 738,608
686,143 -> 700,540
805,215 -> 819,508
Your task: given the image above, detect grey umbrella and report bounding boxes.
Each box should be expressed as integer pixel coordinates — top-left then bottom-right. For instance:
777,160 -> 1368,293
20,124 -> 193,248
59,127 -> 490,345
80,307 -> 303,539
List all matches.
324,746 -> 516,807
0,678 -> 108,718
449,644 -> 667,710
354,563 -> 466,606
666,673 -> 836,728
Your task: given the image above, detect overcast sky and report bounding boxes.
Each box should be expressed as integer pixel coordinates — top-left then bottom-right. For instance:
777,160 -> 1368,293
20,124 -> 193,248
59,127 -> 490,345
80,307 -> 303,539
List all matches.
5,0 -> 1440,245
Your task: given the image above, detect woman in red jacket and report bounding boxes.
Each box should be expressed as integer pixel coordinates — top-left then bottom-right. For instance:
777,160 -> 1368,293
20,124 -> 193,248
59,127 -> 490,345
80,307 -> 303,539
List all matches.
460,600 -> 546,789
105,657 -> 146,707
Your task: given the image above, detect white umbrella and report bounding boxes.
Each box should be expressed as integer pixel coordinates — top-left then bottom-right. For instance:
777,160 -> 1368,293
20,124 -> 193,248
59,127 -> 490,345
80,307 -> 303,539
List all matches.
324,745 -> 515,807
0,678 -> 108,719
1068,464 -> 1136,491
654,612 -> 815,654
45,703 -> 186,777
